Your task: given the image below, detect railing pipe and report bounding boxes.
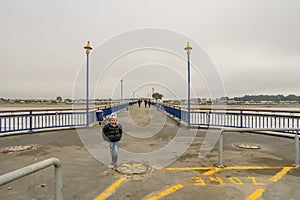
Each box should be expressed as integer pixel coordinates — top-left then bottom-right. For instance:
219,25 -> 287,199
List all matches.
0,157 -> 62,200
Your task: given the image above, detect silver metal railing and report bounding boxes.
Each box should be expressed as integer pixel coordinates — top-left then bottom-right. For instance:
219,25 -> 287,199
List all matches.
215,128 -> 300,168
0,157 -> 62,200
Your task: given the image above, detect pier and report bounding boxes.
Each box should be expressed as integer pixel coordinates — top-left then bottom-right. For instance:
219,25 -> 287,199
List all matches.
0,104 -> 300,199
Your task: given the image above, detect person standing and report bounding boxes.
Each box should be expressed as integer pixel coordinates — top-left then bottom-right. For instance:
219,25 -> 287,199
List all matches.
138,99 -> 142,107
144,99 -> 148,108
102,113 -> 123,168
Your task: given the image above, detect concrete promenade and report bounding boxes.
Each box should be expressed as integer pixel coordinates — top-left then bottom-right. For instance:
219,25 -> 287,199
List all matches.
0,104 -> 300,200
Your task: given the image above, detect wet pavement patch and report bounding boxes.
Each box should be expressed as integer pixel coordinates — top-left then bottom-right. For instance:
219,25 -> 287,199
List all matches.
115,161 -> 152,175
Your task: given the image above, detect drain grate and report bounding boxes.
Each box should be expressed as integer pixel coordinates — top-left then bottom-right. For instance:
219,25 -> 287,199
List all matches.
115,161 -> 152,175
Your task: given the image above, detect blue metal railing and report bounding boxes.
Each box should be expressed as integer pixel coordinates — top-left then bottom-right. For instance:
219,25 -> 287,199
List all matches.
157,104 -> 300,134
0,102 -> 134,135
101,103 -> 130,118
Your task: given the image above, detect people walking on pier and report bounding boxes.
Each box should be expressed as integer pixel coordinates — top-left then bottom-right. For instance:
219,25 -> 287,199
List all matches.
138,99 -> 142,107
144,99 -> 148,108
102,113 -> 123,169
148,99 -> 151,108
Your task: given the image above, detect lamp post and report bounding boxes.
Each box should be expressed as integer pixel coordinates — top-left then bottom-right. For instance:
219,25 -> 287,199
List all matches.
120,79 -> 123,102
184,42 -> 192,128
84,41 -> 92,127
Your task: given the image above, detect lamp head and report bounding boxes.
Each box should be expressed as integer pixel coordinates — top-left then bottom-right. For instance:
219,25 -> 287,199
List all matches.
84,41 -> 92,55
184,42 -> 192,55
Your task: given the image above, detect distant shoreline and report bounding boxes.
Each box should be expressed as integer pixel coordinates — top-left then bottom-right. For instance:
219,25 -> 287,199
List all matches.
0,103 -> 72,108
0,102 -> 300,108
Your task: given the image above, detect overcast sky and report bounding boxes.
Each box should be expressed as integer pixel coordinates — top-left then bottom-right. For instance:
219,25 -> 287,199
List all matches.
1,0 -> 299,100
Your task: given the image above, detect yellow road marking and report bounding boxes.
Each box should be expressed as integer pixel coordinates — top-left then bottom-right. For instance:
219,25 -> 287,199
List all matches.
191,176 -> 206,186
269,167 -> 293,182
246,167 -> 294,200
228,177 -> 243,185
209,176 -> 225,184
224,166 -> 286,170
161,166 -> 291,171
161,167 -> 212,171
95,166 -> 298,199
94,177 -> 127,200
144,184 -> 184,200
246,177 -> 265,185
246,188 -> 265,200
203,167 -> 222,176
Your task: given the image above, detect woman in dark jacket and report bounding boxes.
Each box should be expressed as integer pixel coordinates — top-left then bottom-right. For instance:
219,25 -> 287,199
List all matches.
102,113 -> 122,168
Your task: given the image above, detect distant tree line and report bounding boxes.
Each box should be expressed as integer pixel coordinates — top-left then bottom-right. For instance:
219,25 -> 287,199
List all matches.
233,94 -> 300,102
152,93 -> 163,101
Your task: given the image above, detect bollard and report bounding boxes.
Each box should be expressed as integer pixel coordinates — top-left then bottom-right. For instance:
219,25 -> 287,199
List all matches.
216,131 -> 224,168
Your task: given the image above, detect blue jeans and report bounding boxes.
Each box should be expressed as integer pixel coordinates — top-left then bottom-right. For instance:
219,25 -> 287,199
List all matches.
109,142 -> 119,165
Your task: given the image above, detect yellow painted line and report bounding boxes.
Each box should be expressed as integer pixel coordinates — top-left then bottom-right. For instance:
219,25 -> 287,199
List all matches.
161,166 -> 294,171
160,167 -> 213,171
246,188 -> 265,200
224,166 -> 286,170
94,176 -> 127,200
203,167 -> 222,176
144,184 -> 184,200
246,167 -> 294,200
269,167 -> 293,182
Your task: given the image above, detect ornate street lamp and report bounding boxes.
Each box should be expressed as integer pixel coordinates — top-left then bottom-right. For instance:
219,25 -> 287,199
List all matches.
84,41 -> 92,126
184,42 -> 192,128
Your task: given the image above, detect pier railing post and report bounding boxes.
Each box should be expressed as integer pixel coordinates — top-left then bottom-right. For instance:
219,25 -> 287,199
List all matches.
294,132 -> 300,167
29,111 -> 33,132
240,111 -> 243,128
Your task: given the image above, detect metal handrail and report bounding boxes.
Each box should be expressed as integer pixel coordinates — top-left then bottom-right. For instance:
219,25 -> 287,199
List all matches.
158,104 -> 300,133
0,102 -> 135,134
0,157 -> 62,200
216,128 -> 300,168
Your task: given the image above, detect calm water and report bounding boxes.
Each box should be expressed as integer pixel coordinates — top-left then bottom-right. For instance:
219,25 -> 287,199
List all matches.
1,104 -> 300,111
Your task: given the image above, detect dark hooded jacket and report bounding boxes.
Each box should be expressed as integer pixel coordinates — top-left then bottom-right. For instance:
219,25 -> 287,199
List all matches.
102,122 -> 122,142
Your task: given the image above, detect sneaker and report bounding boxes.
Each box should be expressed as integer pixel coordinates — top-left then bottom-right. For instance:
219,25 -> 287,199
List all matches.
108,164 -> 114,168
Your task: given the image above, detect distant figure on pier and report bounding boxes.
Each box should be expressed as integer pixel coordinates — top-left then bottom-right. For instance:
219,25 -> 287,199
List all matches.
138,99 -> 142,107
148,99 -> 151,108
102,113 -> 123,169
144,99 -> 148,108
